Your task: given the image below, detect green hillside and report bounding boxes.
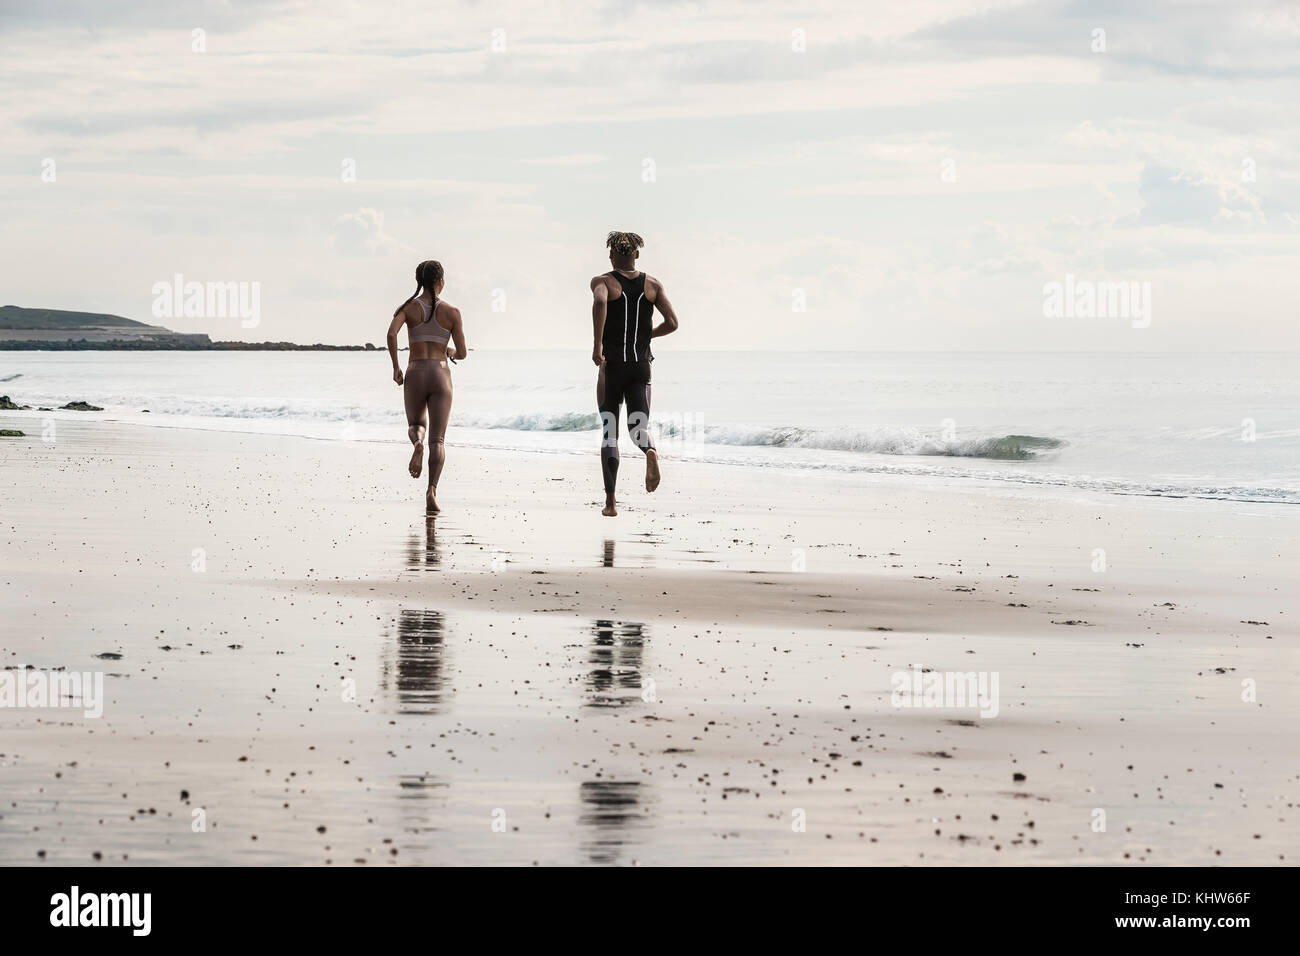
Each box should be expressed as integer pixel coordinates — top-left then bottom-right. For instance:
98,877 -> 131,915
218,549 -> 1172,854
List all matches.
0,305 -> 154,330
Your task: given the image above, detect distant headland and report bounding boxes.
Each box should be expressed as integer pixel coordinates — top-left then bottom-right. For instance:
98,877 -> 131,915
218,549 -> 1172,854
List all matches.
0,306 -> 375,351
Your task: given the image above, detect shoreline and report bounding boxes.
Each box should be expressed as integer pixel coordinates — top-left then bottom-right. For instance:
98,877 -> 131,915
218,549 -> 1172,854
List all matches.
5,348 -> 1299,508
5,408 -> 1298,509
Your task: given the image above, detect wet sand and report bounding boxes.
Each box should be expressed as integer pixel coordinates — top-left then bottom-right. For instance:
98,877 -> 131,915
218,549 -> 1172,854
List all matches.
1,418 -> 1296,865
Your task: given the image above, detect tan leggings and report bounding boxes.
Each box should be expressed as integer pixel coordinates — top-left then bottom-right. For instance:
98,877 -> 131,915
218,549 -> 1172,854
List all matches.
403,359 -> 452,487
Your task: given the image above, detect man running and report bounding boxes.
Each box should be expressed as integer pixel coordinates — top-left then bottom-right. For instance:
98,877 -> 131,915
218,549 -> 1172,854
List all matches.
590,231 -> 679,516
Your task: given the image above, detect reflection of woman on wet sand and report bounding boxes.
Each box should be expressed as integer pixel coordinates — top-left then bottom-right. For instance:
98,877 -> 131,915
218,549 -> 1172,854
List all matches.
406,516 -> 440,571
381,608 -> 449,716
386,260 -> 468,515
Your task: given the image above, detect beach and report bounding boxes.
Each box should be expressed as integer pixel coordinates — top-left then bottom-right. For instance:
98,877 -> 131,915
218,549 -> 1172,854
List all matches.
2,416 -> 1295,865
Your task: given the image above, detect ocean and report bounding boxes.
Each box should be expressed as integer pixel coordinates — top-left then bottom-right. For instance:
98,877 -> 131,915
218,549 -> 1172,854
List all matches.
3,350 -> 1297,504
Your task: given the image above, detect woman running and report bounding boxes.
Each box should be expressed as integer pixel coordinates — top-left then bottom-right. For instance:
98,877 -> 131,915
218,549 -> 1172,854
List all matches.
386,260 -> 467,514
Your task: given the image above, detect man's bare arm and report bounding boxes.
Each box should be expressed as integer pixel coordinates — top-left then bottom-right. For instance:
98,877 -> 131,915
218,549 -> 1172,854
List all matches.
649,278 -> 679,338
590,276 -> 609,365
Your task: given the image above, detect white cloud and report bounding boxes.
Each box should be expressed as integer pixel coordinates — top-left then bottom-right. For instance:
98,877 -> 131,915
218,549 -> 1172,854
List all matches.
331,208 -> 407,257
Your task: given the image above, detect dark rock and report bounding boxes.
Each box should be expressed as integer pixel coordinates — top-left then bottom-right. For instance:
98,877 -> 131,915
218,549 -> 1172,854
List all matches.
61,400 -> 104,411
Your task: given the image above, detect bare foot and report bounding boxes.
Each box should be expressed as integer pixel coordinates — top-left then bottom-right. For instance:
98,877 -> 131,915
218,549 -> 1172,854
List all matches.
602,495 -> 617,517
409,442 -> 424,479
645,449 -> 660,492
426,488 -> 439,515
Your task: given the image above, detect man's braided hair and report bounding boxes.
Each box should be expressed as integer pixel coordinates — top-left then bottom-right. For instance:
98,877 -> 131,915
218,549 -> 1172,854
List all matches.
606,231 -> 644,258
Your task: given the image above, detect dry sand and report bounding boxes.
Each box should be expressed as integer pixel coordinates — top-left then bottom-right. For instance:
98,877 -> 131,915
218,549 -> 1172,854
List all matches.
1,418 -> 1296,865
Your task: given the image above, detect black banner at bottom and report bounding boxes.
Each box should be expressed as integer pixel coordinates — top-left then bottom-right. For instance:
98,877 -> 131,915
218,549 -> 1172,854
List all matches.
1,865 -> 1283,942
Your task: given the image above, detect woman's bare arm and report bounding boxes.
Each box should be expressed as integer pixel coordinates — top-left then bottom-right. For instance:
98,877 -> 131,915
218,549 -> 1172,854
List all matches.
387,307 -> 409,384
444,304 -> 467,360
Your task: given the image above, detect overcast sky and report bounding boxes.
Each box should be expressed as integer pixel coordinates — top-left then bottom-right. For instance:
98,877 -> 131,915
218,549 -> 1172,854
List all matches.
1,0 -> 1297,349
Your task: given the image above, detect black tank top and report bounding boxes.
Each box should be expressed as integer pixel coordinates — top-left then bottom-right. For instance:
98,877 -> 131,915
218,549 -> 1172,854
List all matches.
602,271 -> 654,364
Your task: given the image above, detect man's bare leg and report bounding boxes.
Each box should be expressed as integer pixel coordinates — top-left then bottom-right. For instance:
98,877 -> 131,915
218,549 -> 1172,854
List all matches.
602,492 -> 617,517
426,485 -> 439,515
